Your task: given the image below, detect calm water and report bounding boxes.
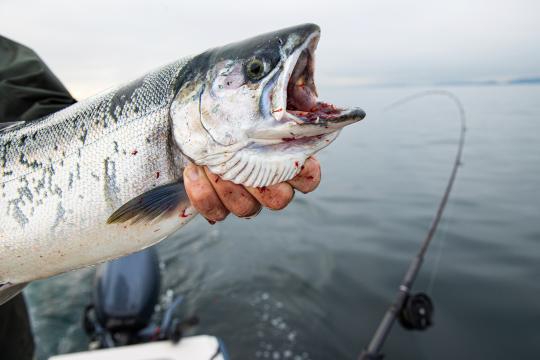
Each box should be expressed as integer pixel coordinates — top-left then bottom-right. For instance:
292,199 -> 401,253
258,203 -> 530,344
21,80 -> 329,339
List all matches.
26,85 -> 540,360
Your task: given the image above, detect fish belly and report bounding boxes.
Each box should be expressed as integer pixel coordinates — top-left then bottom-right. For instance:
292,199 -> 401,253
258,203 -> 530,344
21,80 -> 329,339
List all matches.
0,111 -> 194,283
0,58 -> 197,283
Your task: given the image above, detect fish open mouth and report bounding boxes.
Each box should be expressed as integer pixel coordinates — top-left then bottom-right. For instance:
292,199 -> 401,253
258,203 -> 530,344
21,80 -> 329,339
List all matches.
276,34 -> 366,127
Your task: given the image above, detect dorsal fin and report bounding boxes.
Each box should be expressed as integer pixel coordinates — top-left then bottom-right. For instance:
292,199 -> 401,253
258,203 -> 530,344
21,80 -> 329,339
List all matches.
0,121 -> 25,133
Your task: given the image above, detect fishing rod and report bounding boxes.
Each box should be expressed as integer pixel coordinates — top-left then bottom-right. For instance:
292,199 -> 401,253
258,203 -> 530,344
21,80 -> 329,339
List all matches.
359,90 -> 467,360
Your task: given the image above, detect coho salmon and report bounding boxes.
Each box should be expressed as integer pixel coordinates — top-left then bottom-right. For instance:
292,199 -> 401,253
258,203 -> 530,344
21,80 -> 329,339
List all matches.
0,24 -> 365,303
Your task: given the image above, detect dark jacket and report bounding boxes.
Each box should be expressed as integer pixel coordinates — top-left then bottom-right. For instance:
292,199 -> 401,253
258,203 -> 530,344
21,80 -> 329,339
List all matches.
0,35 -> 75,123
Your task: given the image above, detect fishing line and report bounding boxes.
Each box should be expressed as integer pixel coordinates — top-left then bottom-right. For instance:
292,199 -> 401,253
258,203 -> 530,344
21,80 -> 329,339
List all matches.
425,197 -> 455,294
359,90 -> 467,360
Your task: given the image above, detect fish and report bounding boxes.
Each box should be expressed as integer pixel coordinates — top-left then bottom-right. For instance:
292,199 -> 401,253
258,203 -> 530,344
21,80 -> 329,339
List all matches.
0,23 -> 365,304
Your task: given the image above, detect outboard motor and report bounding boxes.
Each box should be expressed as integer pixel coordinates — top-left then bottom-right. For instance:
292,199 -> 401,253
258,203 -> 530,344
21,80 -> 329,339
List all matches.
83,247 -> 198,348
94,247 -> 160,343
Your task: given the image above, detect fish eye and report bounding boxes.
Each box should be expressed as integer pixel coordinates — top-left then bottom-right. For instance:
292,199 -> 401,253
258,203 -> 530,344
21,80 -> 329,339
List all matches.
245,58 -> 266,81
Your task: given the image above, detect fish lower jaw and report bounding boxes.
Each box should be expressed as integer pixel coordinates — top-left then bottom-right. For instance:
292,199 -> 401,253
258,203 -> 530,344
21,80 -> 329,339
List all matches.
206,131 -> 339,188
270,30 -> 365,127
282,103 -> 366,128
207,152 -> 303,188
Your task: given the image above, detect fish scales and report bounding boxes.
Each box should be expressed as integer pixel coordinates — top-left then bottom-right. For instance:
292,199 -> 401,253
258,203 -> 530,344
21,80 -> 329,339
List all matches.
0,59 -> 191,282
0,24 -> 365,303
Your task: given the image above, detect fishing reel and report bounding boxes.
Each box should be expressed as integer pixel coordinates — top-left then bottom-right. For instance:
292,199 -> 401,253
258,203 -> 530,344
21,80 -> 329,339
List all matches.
398,292 -> 434,331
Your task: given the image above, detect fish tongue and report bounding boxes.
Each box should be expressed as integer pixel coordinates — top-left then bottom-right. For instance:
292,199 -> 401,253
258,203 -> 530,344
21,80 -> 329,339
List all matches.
287,75 -> 318,111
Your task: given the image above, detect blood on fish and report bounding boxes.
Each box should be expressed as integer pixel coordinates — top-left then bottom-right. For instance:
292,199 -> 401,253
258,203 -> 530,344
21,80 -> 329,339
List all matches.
180,209 -> 190,218
258,186 -> 268,193
272,108 -> 283,113
294,161 -> 299,168
281,137 -> 296,142
131,149 -> 138,155
156,171 -> 160,179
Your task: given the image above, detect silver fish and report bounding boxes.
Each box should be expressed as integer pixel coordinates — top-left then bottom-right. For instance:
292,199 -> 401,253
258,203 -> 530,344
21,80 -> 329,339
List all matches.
0,24 -> 365,303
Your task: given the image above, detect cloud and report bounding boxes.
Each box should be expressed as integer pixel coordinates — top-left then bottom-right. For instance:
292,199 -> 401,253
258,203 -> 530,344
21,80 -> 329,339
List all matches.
1,0 -> 538,97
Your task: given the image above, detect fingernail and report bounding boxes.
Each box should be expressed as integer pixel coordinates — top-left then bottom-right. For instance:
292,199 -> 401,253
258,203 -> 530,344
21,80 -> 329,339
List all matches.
253,206 -> 263,217
241,206 -> 263,219
187,165 -> 199,181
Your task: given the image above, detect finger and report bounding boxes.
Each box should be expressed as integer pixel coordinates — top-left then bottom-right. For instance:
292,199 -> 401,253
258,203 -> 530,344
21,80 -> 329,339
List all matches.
246,182 -> 295,211
287,157 -> 321,193
203,168 -> 262,218
183,164 -> 229,222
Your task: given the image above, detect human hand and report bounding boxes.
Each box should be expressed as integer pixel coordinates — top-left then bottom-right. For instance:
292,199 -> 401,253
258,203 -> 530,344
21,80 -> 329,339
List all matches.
183,157 -> 321,222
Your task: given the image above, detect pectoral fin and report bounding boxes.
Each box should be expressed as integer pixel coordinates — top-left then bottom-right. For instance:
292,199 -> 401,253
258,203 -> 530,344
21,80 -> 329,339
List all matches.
0,282 -> 29,305
107,181 -> 190,225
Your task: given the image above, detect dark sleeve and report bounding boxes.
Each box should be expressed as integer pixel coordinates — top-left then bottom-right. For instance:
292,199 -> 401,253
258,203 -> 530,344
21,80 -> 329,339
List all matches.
0,35 -> 76,123
0,294 -> 35,360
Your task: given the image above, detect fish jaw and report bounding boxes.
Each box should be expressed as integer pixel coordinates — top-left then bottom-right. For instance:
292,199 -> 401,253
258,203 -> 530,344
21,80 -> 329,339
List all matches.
170,23 -> 365,188
207,26 -> 365,187
251,29 -> 366,142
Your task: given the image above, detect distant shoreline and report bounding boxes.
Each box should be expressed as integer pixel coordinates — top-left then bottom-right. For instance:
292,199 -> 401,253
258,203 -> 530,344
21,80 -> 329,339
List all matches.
322,79 -> 540,88
319,76 -> 540,88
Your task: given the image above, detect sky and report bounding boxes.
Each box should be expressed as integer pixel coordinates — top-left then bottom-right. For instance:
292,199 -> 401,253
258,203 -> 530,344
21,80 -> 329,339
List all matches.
1,0 -> 538,98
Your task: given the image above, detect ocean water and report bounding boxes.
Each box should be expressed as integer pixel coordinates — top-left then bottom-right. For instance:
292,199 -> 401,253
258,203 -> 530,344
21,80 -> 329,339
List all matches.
26,85 -> 540,359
